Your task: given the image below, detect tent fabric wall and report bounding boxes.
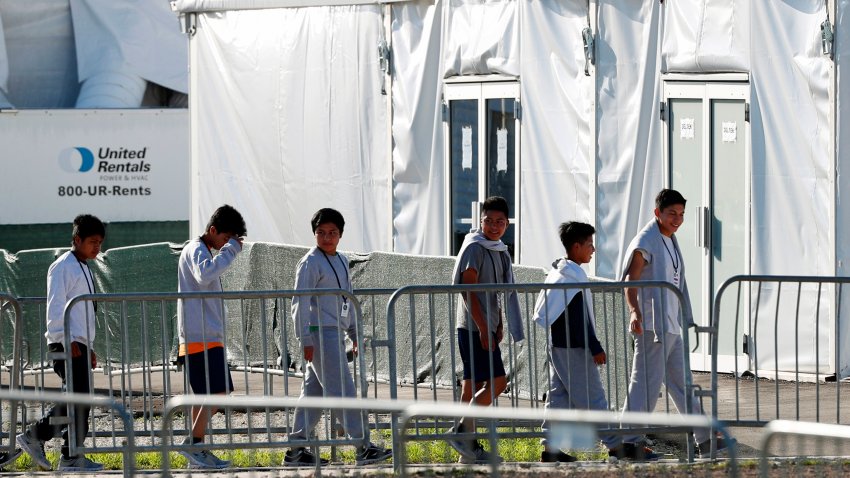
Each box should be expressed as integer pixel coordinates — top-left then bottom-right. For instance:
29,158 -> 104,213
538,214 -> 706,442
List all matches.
662,0 -> 749,72
70,0 -> 188,98
518,0 -> 592,268
391,0 -> 446,256
442,0 -> 518,77
0,0 -> 79,108
0,11 -> 9,107
837,0 -> 850,377
595,1 -> 664,278
749,1 -> 831,372
191,6 -> 391,252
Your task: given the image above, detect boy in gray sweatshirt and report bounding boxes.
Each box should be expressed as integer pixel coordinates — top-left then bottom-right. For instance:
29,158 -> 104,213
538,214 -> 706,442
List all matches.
284,208 -> 391,467
176,204 -> 245,469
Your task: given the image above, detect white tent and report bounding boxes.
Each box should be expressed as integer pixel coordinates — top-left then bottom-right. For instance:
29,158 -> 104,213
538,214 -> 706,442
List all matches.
174,0 -> 849,378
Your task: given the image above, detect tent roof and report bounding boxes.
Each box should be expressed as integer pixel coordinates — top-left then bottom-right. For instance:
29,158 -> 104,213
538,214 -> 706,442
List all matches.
173,0 -> 409,13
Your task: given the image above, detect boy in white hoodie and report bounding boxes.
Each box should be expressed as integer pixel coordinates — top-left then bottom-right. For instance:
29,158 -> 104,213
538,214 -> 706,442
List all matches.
532,222 -> 623,462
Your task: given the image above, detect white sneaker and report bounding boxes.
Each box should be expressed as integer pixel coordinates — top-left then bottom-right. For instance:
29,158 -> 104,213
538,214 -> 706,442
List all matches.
16,432 -> 50,470
57,455 -> 103,472
179,448 -> 231,469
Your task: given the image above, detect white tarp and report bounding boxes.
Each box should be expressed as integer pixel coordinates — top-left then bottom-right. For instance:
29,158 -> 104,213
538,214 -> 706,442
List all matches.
70,0 -> 188,107
596,0 -> 664,278
518,0 -> 593,268
749,1 -> 832,372
0,10 -> 9,107
836,0 -> 850,377
0,109 -> 189,224
0,0 -> 79,108
442,0 -> 518,77
190,6 -> 390,251
391,0 -> 445,255
662,0 -> 749,72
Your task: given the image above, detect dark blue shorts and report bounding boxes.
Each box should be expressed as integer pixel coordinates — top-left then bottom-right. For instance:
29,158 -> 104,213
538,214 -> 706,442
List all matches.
183,347 -> 233,395
457,328 -> 506,383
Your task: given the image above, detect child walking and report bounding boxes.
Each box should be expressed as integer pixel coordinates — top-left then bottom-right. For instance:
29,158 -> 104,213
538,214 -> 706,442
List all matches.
531,221 -> 624,462
285,208 -> 391,467
17,214 -> 105,471
176,204 -> 246,469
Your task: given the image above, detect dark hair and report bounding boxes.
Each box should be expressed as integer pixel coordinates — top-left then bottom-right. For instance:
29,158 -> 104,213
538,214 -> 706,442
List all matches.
481,196 -> 509,217
72,214 -> 105,241
311,208 -> 345,234
655,189 -> 687,211
559,221 -> 595,251
206,205 -> 247,236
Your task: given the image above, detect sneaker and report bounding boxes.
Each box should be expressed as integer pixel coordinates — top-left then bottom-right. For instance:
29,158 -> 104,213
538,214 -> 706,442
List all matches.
541,449 -> 577,463
458,442 -> 504,465
622,442 -> 659,461
697,436 -> 730,458
0,448 -> 22,469
446,425 -> 476,459
57,455 -> 104,472
179,448 -> 230,469
16,431 -> 50,470
283,447 -> 329,467
356,443 -> 392,466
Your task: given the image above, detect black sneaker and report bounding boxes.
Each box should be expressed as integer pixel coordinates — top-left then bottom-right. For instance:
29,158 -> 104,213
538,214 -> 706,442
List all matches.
541,449 -> 577,463
622,442 -> 659,461
282,447 -> 329,467
697,436 -> 730,458
355,443 -> 392,465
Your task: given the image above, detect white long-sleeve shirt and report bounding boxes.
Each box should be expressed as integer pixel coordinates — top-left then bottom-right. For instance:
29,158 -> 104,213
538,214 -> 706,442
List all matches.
45,251 -> 97,346
177,237 -> 241,345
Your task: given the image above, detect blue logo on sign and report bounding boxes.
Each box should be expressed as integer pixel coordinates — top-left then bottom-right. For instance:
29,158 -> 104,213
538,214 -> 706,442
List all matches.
58,147 -> 95,173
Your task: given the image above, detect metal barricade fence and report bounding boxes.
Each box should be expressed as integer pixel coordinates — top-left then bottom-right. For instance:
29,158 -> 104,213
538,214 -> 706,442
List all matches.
0,295 -> 23,464
0,388 -> 134,477
711,275 -> 850,428
49,289 -> 370,458
384,281 -> 715,462
398,404 -> 738,477
160,395 -> 409,477
759,420 -> 850,477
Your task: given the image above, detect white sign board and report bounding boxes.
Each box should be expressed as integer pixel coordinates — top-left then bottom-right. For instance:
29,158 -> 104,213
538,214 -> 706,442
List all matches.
0,109 -> 189,224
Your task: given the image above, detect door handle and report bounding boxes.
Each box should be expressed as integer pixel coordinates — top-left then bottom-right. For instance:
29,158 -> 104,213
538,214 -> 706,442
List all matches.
695,206 -> 710,249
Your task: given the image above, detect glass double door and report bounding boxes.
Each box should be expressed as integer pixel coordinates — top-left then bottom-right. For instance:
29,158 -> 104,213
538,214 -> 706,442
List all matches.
665,81 -> 750,373
444,82 -> 520,259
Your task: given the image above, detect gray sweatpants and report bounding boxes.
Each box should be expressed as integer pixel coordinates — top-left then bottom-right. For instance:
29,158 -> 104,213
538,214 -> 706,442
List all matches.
622,332 -> 709,444
541,347 -> 619,449
289,327 -> 365,444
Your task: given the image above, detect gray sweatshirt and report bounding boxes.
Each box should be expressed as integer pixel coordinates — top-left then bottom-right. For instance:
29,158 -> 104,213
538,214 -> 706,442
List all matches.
620,219 -> 694,337
177,237 -> 242,346
292,247 -> 356,348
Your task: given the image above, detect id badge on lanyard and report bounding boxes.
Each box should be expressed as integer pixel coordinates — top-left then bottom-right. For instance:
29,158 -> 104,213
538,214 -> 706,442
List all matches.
340,301 -> 350,318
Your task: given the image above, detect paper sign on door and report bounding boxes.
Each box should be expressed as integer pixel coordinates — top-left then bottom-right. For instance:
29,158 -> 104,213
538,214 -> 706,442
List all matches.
680,118 -> 695,139
462,125 -> 473,170
722,121 -> 737,143
496,128 -> 508,172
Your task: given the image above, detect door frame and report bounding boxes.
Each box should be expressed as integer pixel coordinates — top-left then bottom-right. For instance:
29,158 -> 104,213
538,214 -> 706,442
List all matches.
443,76 -> 522,260
662,74 -> 751,373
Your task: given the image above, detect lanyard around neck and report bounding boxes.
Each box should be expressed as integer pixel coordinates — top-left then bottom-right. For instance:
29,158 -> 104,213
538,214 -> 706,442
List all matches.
320,250 -> 349,303
661,236 -> 680,272
76,258 -> 97,313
